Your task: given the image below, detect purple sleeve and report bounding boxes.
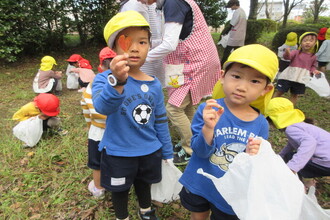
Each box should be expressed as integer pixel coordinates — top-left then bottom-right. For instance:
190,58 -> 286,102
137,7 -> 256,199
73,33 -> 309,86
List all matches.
285,125 -> 317,172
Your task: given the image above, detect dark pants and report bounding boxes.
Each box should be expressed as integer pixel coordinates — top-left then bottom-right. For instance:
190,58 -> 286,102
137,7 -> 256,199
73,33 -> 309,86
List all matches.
112,179 -> 151,219
221,46 -> 240,67
78,77 -> 89,88
282,152 -> 330,178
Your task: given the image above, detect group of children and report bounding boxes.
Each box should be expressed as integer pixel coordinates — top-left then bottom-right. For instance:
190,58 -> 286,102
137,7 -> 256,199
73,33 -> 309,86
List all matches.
11,9 -> 330,220
275,28 -> 330,105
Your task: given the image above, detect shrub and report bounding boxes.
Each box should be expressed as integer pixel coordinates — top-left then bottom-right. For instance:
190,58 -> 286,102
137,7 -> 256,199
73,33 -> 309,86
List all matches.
271,24 -> 319,51
304,16 -> 330,28
245,19 -> 277,44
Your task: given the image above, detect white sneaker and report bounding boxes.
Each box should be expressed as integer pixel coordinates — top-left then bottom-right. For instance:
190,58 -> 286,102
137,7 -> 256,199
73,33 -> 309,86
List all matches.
88,180 -> 105,198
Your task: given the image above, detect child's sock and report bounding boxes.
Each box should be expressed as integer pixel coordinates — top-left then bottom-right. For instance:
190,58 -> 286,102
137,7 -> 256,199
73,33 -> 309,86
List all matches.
140,207 -> 151,214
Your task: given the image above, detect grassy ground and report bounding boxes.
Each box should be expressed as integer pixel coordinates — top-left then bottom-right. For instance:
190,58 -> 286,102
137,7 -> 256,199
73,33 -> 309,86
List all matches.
0,45 -> 329,219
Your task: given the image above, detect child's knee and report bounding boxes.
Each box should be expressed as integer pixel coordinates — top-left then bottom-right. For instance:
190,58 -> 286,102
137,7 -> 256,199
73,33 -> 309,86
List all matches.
47,117 -> 60,128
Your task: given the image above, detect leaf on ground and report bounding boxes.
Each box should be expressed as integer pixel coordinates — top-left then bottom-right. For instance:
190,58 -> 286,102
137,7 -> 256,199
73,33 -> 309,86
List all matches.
54,161 -> 66,166
80,175 -> 90,184
80,205 -> 98,219
27,151 -> 35,157
29,214 -> 42,220
37,182 -> 52,192
20,157 -> 29,166
151,200 -> 163,207
10,202 -> 19,208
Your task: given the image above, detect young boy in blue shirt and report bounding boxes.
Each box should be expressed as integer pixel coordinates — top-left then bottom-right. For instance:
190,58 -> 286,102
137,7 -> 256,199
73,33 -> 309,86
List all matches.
179,44 -> 278,219
92,11 -> 173,220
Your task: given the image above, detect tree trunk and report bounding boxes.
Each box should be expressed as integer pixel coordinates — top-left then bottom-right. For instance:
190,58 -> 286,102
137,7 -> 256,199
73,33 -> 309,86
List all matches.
249,0 -> 259,20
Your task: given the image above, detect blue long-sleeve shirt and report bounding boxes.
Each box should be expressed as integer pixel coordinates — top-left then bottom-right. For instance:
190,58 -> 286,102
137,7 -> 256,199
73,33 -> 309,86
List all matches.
92,70 -> 173,159
179,98 -> 269,215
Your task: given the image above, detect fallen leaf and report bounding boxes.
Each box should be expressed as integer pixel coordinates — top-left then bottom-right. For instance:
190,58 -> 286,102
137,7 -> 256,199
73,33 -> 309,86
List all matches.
118,35 -> 132,52
27,151 -> 35,157
30,214 -> 42,219
20,157 -> 29,166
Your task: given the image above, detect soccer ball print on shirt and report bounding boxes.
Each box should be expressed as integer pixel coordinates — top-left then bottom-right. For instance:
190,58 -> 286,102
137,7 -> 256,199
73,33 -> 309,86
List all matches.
132,104 -> 152,125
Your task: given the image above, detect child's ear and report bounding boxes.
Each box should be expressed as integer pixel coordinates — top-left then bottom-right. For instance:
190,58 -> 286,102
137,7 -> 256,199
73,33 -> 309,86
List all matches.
219,70 -> 225,84
261,83 -> 274,96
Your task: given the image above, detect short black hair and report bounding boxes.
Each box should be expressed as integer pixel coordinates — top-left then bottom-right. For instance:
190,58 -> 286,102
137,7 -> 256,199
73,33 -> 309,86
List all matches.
226,0 -> 240,8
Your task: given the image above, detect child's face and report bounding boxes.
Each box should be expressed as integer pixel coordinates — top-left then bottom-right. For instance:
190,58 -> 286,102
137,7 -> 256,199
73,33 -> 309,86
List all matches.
39,113 -> 50,120
114,27 -> 150,69
220,63 -> 273,106
137,0 -> 156,5
300,35 -> 317,52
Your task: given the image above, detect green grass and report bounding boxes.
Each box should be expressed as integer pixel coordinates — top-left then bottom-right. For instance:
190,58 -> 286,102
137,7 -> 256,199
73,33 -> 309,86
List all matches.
0,46 -> 329,219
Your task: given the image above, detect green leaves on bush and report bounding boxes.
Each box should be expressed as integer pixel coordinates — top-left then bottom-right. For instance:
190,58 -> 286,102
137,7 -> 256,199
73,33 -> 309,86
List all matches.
245,19 -> 277,45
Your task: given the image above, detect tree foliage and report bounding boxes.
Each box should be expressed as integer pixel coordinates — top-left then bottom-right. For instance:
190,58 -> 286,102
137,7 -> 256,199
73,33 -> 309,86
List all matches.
196,0 -> 227,28
281,0 -> 304,28
302,0 -> 327,24
0,0 -> 118,63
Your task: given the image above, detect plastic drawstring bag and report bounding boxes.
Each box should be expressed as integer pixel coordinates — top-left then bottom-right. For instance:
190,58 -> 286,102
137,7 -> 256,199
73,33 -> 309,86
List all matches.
197,139 -> 330,220
305,72 -> 330,97
33,72 -> 54,93
13,116 -> 43,147
151,160 -> 183,203
217,34 -> 229,48
67,72 -> 79,89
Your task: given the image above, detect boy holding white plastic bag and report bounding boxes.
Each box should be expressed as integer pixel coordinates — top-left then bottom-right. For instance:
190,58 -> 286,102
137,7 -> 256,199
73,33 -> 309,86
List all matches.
179,44 -> 278,219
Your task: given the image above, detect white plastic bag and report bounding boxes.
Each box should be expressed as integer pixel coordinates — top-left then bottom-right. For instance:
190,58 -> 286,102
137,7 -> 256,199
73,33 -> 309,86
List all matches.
198,139 -> 330,220
305,72 -> 330,97
13,116 -> 43,147
67,72 -> 79,89
56,79 -> 62,91
151,160 -> 183,203
217,34 -> 229,48
33,72 -> 54,93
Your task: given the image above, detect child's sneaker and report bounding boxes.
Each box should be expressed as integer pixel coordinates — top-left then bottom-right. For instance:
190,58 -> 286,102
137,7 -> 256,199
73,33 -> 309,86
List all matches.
173,148 -> 190,165
138,209 -> 159,220
57,128 -> 68,136
88,180 -> 105,199
173,141 -> 182,154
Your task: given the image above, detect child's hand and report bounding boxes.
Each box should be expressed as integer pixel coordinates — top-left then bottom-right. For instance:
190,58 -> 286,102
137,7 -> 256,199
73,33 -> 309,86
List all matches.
246,137 -> 261,155
203,99 -> 224,130
55,71 -> 62,77
312,70 -> 320,76
109,54 -> 130,82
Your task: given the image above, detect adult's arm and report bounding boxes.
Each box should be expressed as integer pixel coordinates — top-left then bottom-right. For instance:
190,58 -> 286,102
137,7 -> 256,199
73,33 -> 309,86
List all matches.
146,22 -> 182,62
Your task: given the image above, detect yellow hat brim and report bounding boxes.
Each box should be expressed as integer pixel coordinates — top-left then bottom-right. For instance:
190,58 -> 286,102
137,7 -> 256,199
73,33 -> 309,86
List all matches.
103,11 -> 150,48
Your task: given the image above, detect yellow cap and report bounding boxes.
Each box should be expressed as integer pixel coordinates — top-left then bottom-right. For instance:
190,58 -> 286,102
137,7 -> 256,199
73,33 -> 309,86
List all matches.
212,44 -> 278,114
103,11 -> 150,48
326,28 -> 330,40
40,56 -> 57,71
298,32 -> 319,53
265,97 -> 305,129
285,32 -> 297,46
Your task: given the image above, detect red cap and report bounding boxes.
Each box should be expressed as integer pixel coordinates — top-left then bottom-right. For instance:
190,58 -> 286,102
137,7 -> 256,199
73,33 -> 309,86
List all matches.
79,58 -> 93,69
318,27 -> 328,40
34,93 -> 60,116
66,54 -> 83,62
98,47 -> 116,72
99,47 -> 116,64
